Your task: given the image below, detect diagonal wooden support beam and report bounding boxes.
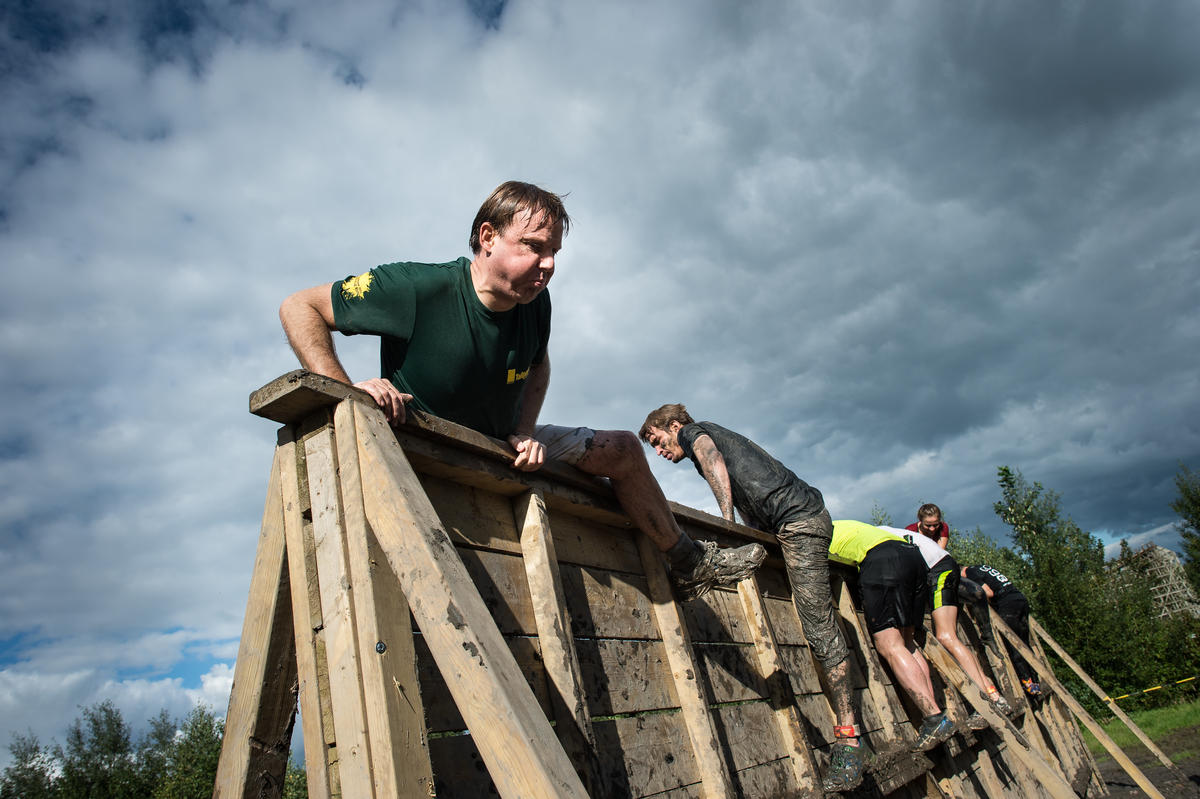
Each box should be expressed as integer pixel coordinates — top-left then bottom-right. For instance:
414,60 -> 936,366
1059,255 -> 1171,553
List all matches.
350,401 -> 588,799
1029,617 -> 1184,780
923,638 -> 1076,799
992,614 -> 1167,799
213,446 -> 298,799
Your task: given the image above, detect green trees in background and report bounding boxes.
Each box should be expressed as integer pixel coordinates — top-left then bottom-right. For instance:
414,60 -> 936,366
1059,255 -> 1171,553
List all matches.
958,466 -> 1200,714
0,702 -> 307,799
1172,464 -> 1200,595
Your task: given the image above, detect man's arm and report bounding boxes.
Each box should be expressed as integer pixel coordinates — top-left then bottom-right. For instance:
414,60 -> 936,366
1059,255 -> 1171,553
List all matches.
508,356 -> 550,472
691,434 -> 736,522
279,284 -> 412,424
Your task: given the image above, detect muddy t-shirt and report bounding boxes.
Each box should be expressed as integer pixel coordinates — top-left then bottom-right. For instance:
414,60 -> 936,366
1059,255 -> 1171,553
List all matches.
678,421 -> 824,531
331,257 -> 550,439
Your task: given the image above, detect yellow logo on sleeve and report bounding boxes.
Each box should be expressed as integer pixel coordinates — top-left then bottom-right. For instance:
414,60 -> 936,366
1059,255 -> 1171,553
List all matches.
341,272 -> 374,300
507,367 -> 530,385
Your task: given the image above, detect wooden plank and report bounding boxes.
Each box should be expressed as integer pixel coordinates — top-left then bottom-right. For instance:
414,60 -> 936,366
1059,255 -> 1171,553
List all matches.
560,563 -> 660,640
737,577 -> 822,795
993,615 -> 1167,799
515,489 -> 607,797
250,370 -> 366,423
416,634 -> 551,733
214,447 -> 298,799
575,638 -> 678,716
593,712 -> 701,797
456,546 -> 539,636
1027,629 -> 1100,796
305,427 -> 375,798
333,402 -> 435,798
636,534 -> 736,799
351,401 -> 588,799
278,431 -> 334,799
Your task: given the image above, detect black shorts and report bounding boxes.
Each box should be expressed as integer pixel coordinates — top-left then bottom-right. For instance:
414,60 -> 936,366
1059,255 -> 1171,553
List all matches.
927,553 -> 960,612
859,540 -> 928,634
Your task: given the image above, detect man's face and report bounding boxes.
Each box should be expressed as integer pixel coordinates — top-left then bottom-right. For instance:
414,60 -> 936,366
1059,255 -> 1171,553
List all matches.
918,516 -> 943,537
478,210 -> 562,307
644,424 -> 685,463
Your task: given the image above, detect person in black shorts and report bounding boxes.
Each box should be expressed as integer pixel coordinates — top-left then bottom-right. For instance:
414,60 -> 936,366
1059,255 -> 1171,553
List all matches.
961,564 -> 1042,697
830,520 -> 957,752
640,405 -> 869,791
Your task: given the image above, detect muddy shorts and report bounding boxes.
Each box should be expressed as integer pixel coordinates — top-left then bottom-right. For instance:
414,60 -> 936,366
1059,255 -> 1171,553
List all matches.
777,509 -> 850,670
859,540 -> 928,634
532,424 -> 596,465
927,553 -> 960,612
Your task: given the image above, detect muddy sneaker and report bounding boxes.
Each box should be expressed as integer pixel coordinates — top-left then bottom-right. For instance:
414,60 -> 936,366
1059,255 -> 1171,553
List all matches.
822,740 -> 872,792
670,540 -> 766,601
964,711 -> 989,731
989,693 -> 1014,716
912,713 -> 956,752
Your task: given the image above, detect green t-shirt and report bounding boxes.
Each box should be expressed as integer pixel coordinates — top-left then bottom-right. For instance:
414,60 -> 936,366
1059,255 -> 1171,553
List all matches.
829,520 -> 905,568
331,257 -> 550,439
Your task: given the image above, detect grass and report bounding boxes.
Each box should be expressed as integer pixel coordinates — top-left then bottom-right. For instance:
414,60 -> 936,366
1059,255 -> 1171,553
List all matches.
1078,698 -> 1200,764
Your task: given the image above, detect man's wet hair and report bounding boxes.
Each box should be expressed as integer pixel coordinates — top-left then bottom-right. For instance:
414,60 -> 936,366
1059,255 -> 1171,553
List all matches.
639,404 -> 694,442
470,181 -> 570,254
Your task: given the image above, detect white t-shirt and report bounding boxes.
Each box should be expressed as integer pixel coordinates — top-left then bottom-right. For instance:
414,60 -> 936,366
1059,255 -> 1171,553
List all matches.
881,525 -> 948,570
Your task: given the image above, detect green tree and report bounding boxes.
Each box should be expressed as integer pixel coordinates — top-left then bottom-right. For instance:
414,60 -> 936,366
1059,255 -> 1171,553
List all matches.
283,761 -> 308,799
56,700 -> 159,799
1170,464 -> 1200,594
0,732 -> 55,799
154,706 -> 224,799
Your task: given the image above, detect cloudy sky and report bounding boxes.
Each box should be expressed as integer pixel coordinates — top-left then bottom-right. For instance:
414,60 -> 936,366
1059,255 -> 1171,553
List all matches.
2,0 -> 1198,768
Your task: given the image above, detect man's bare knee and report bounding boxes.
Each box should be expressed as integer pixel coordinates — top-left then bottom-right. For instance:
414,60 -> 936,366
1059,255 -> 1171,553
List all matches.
576,430 -> 646,480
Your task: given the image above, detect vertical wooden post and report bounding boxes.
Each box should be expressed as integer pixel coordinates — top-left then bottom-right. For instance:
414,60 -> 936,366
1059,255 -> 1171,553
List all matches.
278,431 -> 335,799
332,401 -> 434,798
213,447 -> 298,799
636,535 -> 737,798
736,577 -> 822,793
515,489 -> 607,797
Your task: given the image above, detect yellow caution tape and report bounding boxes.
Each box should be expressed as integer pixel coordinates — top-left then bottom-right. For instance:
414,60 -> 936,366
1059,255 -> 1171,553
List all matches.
1110,674 -> 1198,701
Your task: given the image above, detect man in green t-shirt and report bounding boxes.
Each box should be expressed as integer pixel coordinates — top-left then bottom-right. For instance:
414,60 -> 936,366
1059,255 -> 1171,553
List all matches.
279,181 -> 764,598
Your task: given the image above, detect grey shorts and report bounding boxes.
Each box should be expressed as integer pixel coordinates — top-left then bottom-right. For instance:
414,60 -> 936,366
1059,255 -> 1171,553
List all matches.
776,509 -> 850,670
532,424 -> 595,465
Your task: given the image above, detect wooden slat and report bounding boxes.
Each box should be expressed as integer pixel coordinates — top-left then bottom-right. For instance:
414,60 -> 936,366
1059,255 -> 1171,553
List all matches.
737,577 -> 822,794
333,402 -> 435,797
305,427 -> 375,798
278,431 -> 334,799
575,638 -> 677,715
1027,624 -> 1100,794
636,534 -> 736,799
213,446 -> 298,799
515,489 -> 607,797
593,711 -> 701,797
351,401 -> 588,799
560,563 -> 660,639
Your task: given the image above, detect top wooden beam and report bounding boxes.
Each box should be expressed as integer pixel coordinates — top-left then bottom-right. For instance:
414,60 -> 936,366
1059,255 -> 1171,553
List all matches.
249,371 -> 773,546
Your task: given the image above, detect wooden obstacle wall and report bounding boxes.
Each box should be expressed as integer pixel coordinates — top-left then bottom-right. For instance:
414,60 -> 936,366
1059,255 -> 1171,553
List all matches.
214,372 -> 1106,799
